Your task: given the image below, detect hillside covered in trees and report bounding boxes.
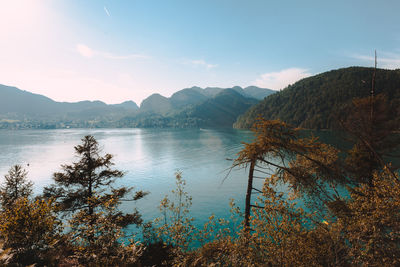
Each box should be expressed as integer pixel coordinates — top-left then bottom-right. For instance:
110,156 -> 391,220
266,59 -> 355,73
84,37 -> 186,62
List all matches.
119,89 -> 259,128
234,67 -> 400,129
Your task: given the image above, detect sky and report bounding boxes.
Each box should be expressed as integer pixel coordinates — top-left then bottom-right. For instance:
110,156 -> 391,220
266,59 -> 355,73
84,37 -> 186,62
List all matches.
0,0 -> 399,104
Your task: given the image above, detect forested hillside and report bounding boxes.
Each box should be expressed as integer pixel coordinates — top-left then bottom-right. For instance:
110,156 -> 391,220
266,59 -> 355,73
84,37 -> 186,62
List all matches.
137,85 -> 274,115
234,67 -> 400,129
118,89 -> 258,128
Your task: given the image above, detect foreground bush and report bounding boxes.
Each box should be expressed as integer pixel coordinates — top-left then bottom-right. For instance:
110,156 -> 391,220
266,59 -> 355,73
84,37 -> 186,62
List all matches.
0,197 -> 63,265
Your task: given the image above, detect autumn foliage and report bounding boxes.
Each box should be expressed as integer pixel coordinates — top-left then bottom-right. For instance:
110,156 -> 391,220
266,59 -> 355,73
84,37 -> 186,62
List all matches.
0,92 -> 399,266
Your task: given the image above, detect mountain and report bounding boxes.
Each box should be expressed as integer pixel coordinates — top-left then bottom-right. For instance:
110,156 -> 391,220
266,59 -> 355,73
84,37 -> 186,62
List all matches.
244,86 -> 276,99
0,84 -> 138,124
120,89 -> 258,128
199,87 -> 224,97
234,67 -> 400,129
169,88 -> 208,108
112,101 -> 139,109
138,85 -> 273,114
125,86 -> 272,128
139,93 -> 171,114
0,84 -> 61,116
195,86 -> 275,100
185,89 -> 259,127
0,83 -> 272,129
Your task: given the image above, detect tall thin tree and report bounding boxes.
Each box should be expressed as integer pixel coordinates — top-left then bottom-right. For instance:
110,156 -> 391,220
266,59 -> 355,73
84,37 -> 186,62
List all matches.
44,135 -> 147,242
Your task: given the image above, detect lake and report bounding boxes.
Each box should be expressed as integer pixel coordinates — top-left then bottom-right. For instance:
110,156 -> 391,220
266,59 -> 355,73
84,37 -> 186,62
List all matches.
0,128 -> 262,228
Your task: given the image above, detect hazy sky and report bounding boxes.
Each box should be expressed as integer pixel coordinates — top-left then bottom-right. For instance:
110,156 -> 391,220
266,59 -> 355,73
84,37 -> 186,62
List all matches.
0,0 -> 399,104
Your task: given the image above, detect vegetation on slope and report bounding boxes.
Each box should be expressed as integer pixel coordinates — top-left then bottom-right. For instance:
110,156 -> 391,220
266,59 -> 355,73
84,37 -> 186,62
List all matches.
234,67 -> 400,129
118,89 -> 258,128
1,108 -> 399,265
0,102 -> 399,265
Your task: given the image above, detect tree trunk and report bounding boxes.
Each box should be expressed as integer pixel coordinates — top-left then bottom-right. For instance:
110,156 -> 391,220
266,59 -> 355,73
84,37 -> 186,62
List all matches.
244,159 -> 255,229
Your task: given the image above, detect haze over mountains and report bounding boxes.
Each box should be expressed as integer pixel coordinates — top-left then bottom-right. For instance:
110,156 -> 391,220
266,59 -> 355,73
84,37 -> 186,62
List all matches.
139,86 -> 274,113
0,84 -> 139,119
0,84 -> 274,129
2,66 -> 398,130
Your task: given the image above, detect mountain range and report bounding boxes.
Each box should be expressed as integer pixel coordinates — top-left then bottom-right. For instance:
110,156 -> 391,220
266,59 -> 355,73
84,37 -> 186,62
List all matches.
121,88 -> 262,128
0,84 -> 274,129
3,66 -> 397,130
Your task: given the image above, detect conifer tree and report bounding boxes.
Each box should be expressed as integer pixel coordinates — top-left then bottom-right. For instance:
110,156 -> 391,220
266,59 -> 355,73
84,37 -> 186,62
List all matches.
43,135 -> 146,263
234,119 -> 345,228
44,135 -> 145,221
341,94 -> 400,184
338,56 -> 399,185
0,164 -> 33,209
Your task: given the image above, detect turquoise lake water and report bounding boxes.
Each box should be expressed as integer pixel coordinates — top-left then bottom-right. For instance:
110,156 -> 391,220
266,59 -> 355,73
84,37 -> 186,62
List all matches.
0,128 -> 263,228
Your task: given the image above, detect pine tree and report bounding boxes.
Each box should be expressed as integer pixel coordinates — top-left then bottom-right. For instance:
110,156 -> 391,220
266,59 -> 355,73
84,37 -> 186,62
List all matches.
341,94 -> 400,184
0,164 -> 33,209
43,135 -> 146,263
233,118 -> 345,228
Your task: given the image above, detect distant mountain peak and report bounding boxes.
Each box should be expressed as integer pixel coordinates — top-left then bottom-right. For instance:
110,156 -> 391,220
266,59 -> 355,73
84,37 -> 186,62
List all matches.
112,100 -> 139,110
120,100 -> 135,104
139,93 -> 171,113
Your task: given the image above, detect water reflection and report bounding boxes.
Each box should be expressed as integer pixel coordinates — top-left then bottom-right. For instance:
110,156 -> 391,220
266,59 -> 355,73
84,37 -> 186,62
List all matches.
0,128 -> 253,227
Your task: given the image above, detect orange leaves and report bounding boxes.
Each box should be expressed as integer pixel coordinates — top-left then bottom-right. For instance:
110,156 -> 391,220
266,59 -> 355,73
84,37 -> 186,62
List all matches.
0,197 -> 62,264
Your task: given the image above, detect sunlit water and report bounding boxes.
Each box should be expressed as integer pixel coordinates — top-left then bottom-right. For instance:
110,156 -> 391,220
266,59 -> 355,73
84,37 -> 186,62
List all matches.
0,128 -> 263,229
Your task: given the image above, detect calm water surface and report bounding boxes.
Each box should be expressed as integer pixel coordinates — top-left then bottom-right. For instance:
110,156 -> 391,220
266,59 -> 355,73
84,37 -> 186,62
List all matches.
0,128 -> 259,227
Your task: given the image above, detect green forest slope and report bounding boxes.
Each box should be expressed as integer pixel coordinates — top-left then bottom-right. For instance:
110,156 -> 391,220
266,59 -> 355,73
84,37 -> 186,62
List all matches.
234,67 -> 400,129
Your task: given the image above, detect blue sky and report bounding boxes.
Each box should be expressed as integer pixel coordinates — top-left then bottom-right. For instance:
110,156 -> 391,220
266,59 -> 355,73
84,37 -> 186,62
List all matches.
0,0 -> 399,104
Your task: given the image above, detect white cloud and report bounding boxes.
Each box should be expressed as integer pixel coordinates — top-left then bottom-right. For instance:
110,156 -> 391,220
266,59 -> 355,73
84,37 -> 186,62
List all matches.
102,52 -> 148,60
254,68 -> 312,90
185,59 -> 217,69
76,44 -> 95,58
352,52 -> 400,69
76,44 -> 149,60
